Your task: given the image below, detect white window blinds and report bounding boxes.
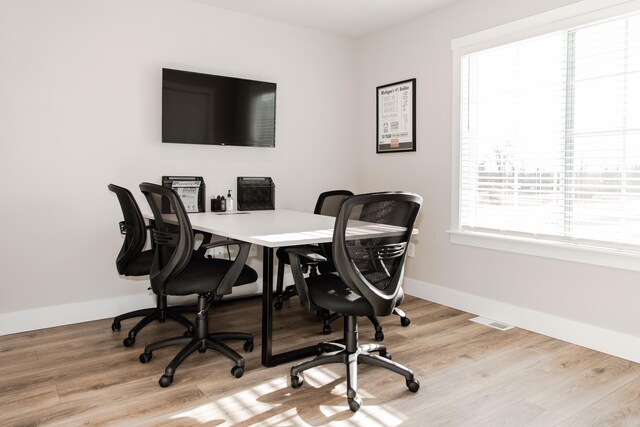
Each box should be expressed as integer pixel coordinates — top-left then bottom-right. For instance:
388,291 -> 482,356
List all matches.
460,11 -> 640,251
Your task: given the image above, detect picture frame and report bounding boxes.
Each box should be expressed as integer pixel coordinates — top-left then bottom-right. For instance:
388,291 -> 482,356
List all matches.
376,78 -> 416,153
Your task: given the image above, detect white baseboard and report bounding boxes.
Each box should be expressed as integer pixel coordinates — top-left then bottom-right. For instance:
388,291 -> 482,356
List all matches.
0,284 -> 264,337
403,278 -> 640,364
4,277 -> 638,365
0,293 -> 157,336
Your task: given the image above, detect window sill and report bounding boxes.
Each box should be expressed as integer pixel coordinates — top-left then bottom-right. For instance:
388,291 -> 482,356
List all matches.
448,230 -> 640,272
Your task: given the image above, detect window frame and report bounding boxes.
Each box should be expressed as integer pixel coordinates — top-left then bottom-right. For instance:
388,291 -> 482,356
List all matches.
450,0 -> 640,272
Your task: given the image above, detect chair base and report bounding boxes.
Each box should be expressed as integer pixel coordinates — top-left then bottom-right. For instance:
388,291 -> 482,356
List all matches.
111,295 -> 195,347
290,316 -> 419,412
139,294 -> 253,387
274,284 -> 298,310
320,307 -> 410,341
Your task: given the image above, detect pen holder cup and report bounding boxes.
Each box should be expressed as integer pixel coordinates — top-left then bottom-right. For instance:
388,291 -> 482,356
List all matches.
211,198 -> 226,212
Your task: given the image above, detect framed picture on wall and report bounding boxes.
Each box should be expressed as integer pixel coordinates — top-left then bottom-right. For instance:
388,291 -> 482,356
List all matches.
376,78 -> 416,153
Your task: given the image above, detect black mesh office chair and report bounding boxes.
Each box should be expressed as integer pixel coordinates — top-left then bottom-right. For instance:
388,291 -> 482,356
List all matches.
275,190 -> 411,341
137,183 -> 258,387
274,190 -> 354,310
108,184 -> 194,347
287,192 -> 422,412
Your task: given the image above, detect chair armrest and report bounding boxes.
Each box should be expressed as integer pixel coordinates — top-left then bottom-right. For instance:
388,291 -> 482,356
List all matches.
285,248 -> 327,311
285,247 -> 327,263
193,232 -> 213,257
202,239 -> 253,297
202,238 -> 249,250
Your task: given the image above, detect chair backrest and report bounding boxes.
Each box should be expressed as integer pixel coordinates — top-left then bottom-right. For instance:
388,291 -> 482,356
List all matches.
139,182 -> 194,294
314,190 -> 354,216
332,192 -> 422,316
108,184 -> 148,276
314,190 -> 353,266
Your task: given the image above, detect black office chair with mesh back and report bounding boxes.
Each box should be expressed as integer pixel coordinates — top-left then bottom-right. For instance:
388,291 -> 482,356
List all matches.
137,182 -> 257,387
287,192 -> 422,412
108,184 -> 194,347
275,190 -> 411,341
273,190 -> 354,310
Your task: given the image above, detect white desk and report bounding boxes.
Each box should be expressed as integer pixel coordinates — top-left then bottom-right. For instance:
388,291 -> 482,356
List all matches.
185,209 -> 336,247
195,209 -> 340,366
146,208 -> 416,367
146,209 -> 337,367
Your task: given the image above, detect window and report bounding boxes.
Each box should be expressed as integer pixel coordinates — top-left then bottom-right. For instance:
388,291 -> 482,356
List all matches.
452,3 -> 640,270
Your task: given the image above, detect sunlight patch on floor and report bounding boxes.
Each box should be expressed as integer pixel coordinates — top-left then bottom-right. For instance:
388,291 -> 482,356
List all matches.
302,365 -> 341,387
168,368 -> 406,425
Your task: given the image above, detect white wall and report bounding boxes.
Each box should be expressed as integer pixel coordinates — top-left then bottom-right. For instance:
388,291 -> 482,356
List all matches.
0,0 -> 357,331
2,0 -> 638,362
356,0 -> 640,361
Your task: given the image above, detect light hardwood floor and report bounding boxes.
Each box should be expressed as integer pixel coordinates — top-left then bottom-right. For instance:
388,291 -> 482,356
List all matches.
2,295 -> 639,426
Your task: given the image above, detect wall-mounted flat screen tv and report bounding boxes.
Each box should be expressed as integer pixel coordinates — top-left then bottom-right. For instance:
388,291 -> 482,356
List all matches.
162,68 -> 276,147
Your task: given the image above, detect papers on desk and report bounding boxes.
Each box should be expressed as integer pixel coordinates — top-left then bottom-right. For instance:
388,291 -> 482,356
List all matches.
162,176 -> 206,213
172,181 -> 201,213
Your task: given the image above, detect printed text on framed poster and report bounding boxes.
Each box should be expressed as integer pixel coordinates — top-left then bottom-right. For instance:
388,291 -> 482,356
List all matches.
376,78 -> 416,153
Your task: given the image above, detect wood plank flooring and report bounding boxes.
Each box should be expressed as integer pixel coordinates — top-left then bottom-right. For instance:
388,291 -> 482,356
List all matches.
1,295 -> 639,426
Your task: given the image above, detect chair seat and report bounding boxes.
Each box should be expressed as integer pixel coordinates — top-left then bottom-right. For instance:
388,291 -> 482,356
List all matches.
306,273 -> 403,317
122,250 -> 154,276
164,256 -> 258,296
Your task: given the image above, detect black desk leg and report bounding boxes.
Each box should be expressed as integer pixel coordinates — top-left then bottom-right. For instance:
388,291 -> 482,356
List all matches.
261,246 -> 274,367
261,246 -> 324,368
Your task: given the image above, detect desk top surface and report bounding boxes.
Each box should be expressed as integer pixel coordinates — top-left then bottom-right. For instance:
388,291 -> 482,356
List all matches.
192,209 -> 338,247
142,209 -> 335,248
144,209 -> 418,248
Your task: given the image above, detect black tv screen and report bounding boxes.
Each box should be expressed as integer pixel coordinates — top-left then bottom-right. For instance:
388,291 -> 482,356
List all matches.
162,68 -> 276,147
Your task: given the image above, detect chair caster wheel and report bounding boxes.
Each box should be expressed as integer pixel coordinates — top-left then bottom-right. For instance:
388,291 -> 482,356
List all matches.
243,341 -> 254,352
184,326 -> 194,337
123,337 -> 135,347
231,366 -> 244,378
291,375 -> 303,389
274,301 -> 283,310
348,396 -> 363,412
401,317 -> 411,327
159,375 -> 173,387
375,330 -> 384,341
198,348 -> 206,353
406,378 -> 420,392
322,325 -> 332,335
139,352 -> 152,363
111,321 -> 120,331
380,351 -> 392,360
